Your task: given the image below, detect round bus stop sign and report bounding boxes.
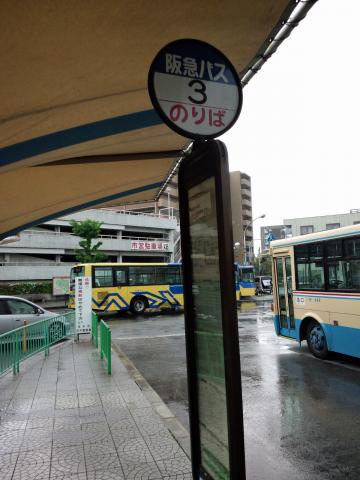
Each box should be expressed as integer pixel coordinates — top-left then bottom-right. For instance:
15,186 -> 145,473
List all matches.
148,39 -> 242,139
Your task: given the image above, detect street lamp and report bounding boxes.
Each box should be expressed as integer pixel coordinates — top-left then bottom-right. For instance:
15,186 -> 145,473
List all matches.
243,214 -> 265,264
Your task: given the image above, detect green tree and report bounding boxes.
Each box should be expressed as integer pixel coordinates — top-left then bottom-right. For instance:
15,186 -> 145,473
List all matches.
70,219 -> 107,263
254,254 -> 272,276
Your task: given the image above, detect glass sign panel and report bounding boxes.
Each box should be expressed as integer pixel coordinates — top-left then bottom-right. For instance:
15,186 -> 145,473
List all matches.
188,176 -> 229,480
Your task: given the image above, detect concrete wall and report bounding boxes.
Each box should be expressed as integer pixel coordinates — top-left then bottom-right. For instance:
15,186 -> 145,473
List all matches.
0,264 -> 74,281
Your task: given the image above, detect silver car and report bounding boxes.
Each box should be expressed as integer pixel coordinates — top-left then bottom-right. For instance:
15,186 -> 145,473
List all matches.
0,295 -> 58,335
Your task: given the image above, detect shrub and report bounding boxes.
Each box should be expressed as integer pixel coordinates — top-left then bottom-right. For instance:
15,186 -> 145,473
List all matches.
0,282 -> 53,295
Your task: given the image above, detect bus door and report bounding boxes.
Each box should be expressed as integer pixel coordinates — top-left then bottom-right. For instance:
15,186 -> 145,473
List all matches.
275,257 -> 295,337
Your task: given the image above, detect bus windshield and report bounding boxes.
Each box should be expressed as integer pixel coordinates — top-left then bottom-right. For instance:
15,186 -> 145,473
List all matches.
241,267 -> 255,283
69,266 -> 84,290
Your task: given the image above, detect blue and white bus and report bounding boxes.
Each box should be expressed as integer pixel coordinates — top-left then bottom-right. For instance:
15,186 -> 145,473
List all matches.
234,263 -> 256,301
271,224 -> 360,359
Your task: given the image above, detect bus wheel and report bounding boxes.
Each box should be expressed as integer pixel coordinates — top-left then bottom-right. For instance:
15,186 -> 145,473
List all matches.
306,320 -> 329,359
130,297 -> 147,315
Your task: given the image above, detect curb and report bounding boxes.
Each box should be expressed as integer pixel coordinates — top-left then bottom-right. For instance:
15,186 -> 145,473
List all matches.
111,342 -> 191,458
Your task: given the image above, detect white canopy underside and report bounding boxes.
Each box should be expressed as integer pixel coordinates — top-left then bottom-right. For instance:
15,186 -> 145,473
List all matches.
0,0 -> 312,239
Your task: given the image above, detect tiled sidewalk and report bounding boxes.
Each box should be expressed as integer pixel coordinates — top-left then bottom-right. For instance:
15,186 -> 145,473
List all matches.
0,338 -> 192,479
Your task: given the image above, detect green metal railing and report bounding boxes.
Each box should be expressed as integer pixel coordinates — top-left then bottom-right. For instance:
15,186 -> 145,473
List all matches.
91,313 -> 112,375
91,312 -> 99,348
0,311 -> 75,376
100,320 -> 112,375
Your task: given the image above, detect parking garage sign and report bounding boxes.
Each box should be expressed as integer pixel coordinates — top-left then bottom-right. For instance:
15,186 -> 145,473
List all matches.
148,39 -> 242,139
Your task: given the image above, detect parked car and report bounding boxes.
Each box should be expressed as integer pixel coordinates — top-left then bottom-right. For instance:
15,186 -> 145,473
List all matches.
0,295 -> 60,335
255,276 -> 272,295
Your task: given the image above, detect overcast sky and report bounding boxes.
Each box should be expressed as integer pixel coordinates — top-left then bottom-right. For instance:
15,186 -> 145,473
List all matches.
221,0 -> 359,251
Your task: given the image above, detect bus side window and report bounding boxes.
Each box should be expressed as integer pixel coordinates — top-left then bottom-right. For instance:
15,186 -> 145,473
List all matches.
94,267 -> 113,287
129,266 -> 156,285
155,267 -> 167,285
167,267 -> 181,285
114,268 -> 127,286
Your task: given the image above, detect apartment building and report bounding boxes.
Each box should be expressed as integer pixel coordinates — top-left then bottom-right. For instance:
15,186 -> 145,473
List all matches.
230,171 -> 253,264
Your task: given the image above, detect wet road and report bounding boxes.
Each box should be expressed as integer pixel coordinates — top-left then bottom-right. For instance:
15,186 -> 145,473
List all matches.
108,299 -> 360,480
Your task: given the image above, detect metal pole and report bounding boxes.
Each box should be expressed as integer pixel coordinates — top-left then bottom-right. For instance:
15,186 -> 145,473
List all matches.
23,320 -> 27,353
243,221 -> 250,265
243,214 -> 265,265
107,328 -> 112,375
167,190 -> 170,217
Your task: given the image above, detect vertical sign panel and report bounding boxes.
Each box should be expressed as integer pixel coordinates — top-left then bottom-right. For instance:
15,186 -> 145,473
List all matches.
75,276 -> 92,334
179,140 -> 246,480
189,177 -> 229,477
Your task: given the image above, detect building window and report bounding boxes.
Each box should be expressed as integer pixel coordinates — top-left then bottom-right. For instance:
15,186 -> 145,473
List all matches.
300,225 -> 314,235
326,223 -> 340,230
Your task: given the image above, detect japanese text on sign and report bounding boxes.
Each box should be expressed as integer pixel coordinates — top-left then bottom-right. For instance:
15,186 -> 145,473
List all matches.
165,54 -> 228,83
75,277 -> 92,334
170,105 -> 225,128
131,241 -> 169,251
149,39 -> 242,139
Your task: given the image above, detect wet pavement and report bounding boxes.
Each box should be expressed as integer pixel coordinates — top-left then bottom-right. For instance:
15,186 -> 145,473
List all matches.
0,337 -> 192,479
110,298 -> 360,480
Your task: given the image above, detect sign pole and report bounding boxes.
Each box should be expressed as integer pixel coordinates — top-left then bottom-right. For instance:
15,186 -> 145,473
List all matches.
148,38 -> 245,480
179,140 -> 246,480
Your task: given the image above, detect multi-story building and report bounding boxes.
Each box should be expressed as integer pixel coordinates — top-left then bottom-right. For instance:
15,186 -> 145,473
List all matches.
284,210 -> 360,237
0,208 -> 178,283
260,224 -> 292,252
260,210 -> 360,253
123,170 -> 254,265
230,171 -> 253,264
120,176 -> 179,218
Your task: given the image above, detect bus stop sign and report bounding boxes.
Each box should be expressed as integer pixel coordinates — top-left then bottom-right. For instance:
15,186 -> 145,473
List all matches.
148,39 -> 242,139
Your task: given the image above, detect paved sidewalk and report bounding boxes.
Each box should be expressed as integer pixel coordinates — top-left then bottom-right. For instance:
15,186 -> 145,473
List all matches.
0,338 -> 192,479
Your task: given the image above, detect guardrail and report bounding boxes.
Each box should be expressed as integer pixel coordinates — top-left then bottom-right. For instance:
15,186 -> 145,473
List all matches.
99,207 -> 176,220
100,320 -> 112,375
0,311 -> 75,376
19,230 -> 169,242
91,312 -> 99,348
91,313 -> 111,375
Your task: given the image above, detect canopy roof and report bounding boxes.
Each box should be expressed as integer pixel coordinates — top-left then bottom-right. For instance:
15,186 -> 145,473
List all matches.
0,0 -> 316,240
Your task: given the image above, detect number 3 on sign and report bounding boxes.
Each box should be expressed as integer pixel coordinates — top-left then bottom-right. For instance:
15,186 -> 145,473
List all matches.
188,80 -> 207,104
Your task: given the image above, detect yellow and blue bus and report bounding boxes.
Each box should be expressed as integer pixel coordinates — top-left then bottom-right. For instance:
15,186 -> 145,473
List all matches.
69,263 -> 183,314
271,224 -> 360,359
234,263 -> 256,301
